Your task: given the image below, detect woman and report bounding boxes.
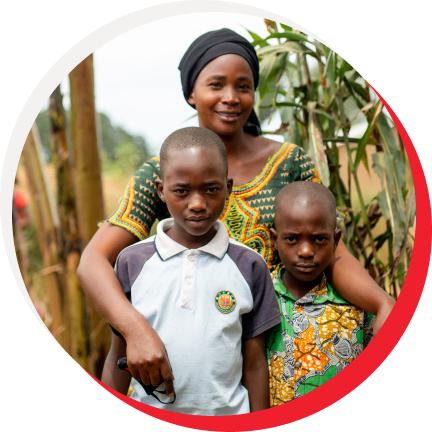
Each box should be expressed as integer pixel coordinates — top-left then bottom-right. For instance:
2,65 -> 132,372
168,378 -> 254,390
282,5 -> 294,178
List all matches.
77,29 -> 394,395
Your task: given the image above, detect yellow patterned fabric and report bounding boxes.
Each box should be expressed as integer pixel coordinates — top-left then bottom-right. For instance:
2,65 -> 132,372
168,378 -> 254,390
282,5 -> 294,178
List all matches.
107,143 -> 320,272
267,267 -> 374,406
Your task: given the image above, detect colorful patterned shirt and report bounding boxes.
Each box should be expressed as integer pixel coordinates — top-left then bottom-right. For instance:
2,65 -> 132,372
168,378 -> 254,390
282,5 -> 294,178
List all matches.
267,267 -> 374,406
107,142 -> 320,272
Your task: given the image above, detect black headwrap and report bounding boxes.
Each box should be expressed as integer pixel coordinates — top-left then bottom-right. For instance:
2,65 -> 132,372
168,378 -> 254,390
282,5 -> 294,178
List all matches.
178,28 -> 261,136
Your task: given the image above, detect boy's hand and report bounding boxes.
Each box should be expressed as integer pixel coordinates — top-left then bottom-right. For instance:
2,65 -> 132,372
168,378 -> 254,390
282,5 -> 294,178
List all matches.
124,322 -> 175,397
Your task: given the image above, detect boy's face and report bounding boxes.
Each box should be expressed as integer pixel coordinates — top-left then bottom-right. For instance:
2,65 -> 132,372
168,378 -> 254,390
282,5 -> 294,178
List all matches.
271,201 -> 341,284
155,147 -> 232,244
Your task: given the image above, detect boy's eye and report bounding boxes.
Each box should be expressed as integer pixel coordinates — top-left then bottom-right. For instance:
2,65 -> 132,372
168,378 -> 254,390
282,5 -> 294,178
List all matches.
206,187 -> 220,193
285,237 -> 297,244
315,237 -> 328,244
174,189 -> 187,195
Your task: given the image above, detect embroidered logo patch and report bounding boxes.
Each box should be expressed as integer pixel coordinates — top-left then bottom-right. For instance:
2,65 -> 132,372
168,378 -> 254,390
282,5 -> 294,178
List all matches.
215,291 -> 236,314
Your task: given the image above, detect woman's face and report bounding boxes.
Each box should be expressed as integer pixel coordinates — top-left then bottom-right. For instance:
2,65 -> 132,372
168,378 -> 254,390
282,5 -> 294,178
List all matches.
188,54 -> 255,138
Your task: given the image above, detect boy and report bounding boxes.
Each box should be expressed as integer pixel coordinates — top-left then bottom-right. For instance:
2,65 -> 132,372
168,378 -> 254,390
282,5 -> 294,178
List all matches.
101,127 -> 281,415
267,182 -> 374,406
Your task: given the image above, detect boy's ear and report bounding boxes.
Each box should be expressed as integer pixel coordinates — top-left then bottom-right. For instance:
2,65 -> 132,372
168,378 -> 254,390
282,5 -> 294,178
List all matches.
270,227 -> 278,250
226,178 -> 233,200
333,228 -> 341,251
188,89 -> 196,106
155,178 -> 166,202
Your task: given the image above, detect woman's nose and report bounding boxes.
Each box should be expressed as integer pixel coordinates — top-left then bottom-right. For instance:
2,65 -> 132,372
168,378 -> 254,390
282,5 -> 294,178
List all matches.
221,87 -> 239,104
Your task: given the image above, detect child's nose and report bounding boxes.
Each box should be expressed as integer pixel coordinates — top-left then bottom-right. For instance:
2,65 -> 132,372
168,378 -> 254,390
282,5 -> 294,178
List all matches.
188,193 -> 206,211
298,242 -> 314,258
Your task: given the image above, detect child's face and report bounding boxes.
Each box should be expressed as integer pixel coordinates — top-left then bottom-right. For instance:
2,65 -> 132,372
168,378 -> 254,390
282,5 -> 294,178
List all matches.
155,147 -> 232,241
188,54 -> 255,138
271,202 -> 341,284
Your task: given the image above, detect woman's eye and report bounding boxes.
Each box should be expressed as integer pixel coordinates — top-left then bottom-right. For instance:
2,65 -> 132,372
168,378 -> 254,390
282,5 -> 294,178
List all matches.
209,82 -> 222,88
239,84 -> 251,90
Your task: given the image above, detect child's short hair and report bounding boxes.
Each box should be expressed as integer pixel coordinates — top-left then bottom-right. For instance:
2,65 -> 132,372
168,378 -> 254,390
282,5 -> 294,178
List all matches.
274,181 -> 337,228
159,127 -> 228,177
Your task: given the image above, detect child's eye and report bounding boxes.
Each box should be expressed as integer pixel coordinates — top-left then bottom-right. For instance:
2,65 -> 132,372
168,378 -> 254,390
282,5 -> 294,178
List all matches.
206,187 -> 220,193
315,237 -> 328,244
174,189 -> 187,195
285,237 -> 297,244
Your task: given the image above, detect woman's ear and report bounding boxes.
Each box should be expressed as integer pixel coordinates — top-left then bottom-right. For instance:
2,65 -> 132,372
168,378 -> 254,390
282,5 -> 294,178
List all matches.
188,89 -> 196,106
270,228 -> 278,250
333,228 -> 341,251
155,178 -> 166,203
226,178 -> 233,200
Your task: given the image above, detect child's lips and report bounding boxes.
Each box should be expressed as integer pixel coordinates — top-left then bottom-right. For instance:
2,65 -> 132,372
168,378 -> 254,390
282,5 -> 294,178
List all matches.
295,264 -> 317,273
185,217 -> 210,227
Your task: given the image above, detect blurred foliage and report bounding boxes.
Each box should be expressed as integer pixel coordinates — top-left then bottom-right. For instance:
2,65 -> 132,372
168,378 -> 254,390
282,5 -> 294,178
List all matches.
35,110 -> 150,172
250,20 -> 415,297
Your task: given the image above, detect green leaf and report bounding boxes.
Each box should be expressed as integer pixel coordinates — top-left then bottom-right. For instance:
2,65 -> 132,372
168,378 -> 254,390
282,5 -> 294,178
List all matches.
376,114 -> 406,208
246,29 -> 269,48
257,41 -> 311,56
354,102 -> 382,170
406,189 -> 416,228
338,60 -> 353,79
307,102 -> 330,186
349,81 -> 369,101
258,52 -> 287,100
280,23 -> 293,31
265,32 -> 309,42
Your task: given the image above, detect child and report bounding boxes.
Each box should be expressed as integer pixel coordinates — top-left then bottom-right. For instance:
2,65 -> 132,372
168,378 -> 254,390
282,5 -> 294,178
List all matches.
267,182 -> 374,406
101,127 -> 281,415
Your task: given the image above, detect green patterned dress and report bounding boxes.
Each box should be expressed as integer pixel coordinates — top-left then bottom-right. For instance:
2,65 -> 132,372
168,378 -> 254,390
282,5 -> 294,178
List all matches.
107,142 -> 321,272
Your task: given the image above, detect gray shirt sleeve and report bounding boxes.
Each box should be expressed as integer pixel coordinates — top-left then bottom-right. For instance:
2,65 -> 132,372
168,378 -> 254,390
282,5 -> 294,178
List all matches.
110,239 -> 156,336
227,243 -> 281,341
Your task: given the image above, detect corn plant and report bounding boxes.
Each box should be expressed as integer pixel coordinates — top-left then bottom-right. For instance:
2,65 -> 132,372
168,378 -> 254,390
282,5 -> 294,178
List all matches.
250,20 -> 415,298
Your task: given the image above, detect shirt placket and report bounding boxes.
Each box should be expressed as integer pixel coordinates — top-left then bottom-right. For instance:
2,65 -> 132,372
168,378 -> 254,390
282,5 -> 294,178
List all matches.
180,249 -> 200,309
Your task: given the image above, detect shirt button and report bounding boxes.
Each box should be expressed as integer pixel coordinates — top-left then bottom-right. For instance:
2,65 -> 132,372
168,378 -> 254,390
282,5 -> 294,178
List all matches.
188,256 -> 195,262
295,362 -> 302,369
185,278 -> 192,285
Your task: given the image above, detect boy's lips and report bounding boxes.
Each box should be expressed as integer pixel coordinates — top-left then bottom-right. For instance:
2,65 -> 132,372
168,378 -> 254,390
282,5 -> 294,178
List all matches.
185,217 -> 211,227
294,264 -> 317,273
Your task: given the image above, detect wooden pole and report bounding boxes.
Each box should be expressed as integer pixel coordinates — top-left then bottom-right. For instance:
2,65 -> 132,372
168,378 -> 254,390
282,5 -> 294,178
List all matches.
21,125 -> 66,349
69,54 -> 109,377
49,85 -> 88,368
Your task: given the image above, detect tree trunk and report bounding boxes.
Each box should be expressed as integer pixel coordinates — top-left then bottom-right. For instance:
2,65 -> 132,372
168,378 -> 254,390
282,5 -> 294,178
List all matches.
49,85 -> 88,368
69,55 -> 109,377
21,125 -> 66,349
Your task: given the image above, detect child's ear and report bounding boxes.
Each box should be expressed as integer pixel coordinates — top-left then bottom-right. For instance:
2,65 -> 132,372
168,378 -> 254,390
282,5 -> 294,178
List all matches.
155,178 -> 166,203
270,227 -> 278,250
226,178 -> 233,200
188,89 -> 196,106
333,228 -> 341,251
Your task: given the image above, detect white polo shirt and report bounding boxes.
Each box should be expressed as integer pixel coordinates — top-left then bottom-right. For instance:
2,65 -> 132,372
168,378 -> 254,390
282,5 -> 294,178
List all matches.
114,219 -> 280,415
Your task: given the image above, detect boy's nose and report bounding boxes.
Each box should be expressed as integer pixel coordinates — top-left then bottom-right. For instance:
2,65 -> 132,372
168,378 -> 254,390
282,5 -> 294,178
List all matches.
188,193 -> 206,211
298,242 -> 314,258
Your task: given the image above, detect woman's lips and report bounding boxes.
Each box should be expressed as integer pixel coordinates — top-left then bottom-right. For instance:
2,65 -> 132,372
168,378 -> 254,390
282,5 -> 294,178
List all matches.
215,111 -> 241,122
